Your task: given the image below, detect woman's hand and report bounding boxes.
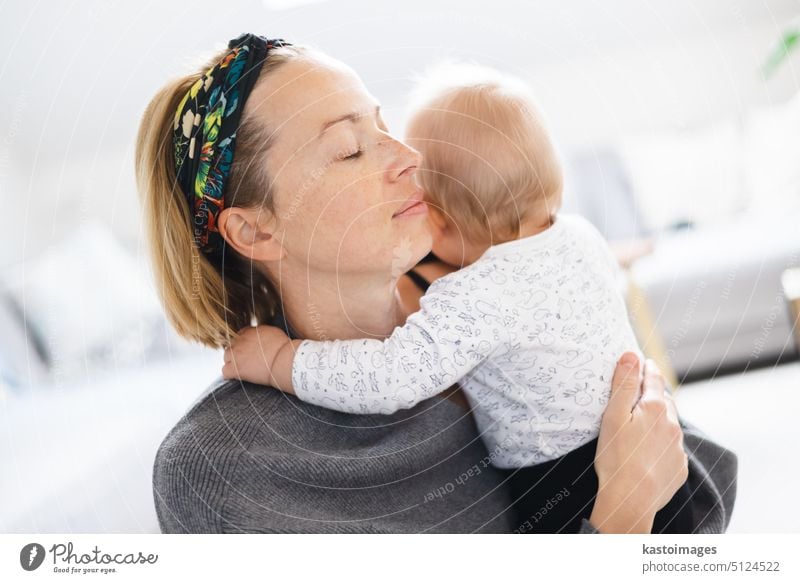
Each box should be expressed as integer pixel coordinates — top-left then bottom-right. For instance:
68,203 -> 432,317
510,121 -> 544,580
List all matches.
222,326 -> 300,393
589,352 -> 689,534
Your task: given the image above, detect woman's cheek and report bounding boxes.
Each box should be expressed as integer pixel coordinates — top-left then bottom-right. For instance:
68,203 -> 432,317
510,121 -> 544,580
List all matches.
338,215 -> 396,272
302,167 -> 394,269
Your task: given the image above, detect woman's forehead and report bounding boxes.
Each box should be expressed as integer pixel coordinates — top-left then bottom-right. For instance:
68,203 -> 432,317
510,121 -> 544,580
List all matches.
249,55 -> 376,143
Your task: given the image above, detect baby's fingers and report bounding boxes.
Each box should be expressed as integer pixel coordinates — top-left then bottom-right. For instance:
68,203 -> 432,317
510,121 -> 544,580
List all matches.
221,361 -> 235,380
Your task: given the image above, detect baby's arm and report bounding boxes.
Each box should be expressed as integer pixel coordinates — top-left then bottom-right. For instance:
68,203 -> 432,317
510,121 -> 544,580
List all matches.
293,282 -> 502,415
222,326 -> 302,393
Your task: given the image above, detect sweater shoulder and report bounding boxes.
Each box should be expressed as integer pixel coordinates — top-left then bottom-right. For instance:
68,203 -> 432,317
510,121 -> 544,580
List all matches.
153,378 -> 516,533
152,379 -> 282,533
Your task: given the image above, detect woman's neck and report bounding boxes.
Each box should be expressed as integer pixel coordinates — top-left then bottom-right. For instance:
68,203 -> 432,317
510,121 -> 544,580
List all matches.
275,265 -> 405,341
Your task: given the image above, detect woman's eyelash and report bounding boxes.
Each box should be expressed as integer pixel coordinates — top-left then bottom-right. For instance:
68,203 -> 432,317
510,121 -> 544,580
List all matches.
340,148 -> 363,161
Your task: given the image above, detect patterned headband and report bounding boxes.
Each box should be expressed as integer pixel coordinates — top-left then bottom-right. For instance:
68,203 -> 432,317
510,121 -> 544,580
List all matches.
173,33 -> 291,254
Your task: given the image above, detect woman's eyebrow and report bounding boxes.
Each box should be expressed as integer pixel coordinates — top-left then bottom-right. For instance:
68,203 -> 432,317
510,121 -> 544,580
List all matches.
318,105 -> 381,137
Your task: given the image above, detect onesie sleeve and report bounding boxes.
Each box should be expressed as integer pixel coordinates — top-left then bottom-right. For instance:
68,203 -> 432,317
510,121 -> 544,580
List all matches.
291,277 -> 503,414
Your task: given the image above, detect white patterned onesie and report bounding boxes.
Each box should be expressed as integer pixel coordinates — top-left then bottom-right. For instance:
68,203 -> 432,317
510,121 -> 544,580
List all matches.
292,214 -> 641,469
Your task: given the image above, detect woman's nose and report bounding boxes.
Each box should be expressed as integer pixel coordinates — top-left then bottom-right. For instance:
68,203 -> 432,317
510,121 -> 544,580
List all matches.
383,136 -> 422,183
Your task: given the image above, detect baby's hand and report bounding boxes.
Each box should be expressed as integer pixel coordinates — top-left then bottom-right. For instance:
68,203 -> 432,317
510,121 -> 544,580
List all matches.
222,325 -> 295,392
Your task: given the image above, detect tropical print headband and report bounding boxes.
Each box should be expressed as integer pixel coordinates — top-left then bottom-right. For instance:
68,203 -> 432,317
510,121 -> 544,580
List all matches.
173,33 -> 290,253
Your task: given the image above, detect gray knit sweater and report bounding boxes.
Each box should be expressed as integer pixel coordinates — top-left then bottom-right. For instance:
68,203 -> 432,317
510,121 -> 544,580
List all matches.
153,377 -> 737,533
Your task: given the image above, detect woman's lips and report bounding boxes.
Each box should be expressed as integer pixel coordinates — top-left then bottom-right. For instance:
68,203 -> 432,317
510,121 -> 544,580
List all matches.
392,190 -> 428,218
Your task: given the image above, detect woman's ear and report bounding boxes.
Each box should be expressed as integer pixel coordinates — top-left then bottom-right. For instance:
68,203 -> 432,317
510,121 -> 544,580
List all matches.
217,207 -> 286,262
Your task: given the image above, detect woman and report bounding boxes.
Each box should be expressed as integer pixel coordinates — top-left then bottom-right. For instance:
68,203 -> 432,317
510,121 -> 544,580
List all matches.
136,34 -> 737,533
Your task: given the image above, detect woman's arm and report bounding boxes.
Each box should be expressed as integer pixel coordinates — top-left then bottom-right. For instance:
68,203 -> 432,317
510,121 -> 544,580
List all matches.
588,352 -> 689,533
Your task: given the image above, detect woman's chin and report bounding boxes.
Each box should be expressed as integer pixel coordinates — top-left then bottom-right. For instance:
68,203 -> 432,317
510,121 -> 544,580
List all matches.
408,219 -> 434,253
395,209 -> 432,237
387,222 -> 432,271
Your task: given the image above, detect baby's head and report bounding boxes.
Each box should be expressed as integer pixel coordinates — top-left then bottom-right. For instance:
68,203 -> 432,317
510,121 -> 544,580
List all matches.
405,63 -> 563,266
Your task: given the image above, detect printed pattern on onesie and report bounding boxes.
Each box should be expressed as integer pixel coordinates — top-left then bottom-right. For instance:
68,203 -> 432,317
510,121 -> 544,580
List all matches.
292,214 -> 640,469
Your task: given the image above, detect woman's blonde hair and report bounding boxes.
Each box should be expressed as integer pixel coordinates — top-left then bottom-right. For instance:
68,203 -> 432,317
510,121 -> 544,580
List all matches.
135,44 -> 305,348
406,62 -> 563,244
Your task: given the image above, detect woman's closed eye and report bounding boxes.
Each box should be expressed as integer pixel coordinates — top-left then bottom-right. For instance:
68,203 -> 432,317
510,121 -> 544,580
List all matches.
338,147 -> 363,161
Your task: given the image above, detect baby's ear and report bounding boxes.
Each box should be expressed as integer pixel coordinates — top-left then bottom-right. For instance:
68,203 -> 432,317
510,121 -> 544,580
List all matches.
426,204 -> 448,235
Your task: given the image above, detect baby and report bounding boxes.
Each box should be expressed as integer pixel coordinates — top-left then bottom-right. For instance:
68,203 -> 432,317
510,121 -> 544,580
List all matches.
225,63 -> 692,533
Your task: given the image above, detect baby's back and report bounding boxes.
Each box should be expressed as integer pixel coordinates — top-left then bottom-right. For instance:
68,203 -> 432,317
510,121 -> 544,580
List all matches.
457,213 -> 640,469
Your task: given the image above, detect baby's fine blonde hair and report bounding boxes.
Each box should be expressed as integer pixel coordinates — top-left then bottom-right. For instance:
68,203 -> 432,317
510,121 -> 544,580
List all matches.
405,62 -> 563,245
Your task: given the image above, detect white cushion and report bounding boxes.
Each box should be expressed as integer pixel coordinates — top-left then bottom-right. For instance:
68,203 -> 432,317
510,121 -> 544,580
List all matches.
2,222 -> 175,382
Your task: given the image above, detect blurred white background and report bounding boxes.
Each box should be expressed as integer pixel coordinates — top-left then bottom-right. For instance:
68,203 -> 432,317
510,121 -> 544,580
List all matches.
0,0 -> 798,533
